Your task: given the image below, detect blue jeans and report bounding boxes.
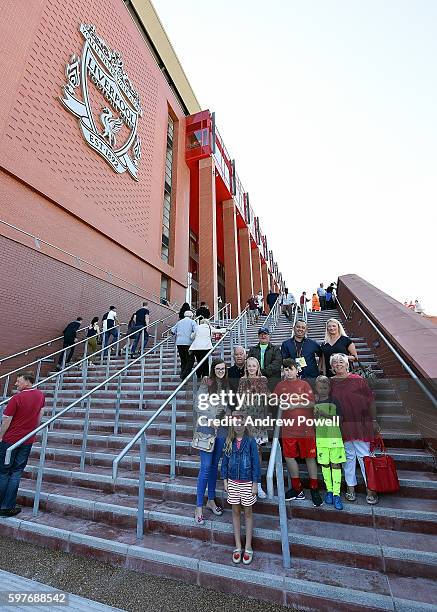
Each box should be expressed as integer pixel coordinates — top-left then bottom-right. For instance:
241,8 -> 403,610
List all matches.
130,326 -> 149,355
0,441 -> 32,509
103,328 -> 119,356
196,436 -> 225,506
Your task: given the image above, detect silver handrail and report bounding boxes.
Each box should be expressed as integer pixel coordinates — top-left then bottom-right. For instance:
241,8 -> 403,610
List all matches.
0,312 -> 176,416
3,317 -> 180,516
262,295 -> 281,332
0,327 -> 87,365
338,296 -> 437,409
111,308 -> 248,539
0,219 -> 180,310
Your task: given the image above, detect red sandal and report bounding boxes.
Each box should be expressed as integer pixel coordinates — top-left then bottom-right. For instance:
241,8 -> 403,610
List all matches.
232,548 -> 242,564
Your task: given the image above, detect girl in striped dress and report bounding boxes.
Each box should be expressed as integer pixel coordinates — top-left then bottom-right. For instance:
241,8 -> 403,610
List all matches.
221,414 -> 260,565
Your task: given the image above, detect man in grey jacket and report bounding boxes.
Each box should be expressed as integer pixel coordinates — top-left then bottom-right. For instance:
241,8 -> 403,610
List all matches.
171,311 -> 198,380
248,327 -> 282,391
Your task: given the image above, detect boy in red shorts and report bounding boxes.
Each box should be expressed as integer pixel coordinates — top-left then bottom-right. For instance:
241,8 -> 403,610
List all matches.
274,358 -> 323,506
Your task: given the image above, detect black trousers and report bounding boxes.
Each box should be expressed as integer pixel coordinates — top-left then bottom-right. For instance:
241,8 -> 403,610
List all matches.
319,296 -> 326,310
193,350 -> 210,378
58,338 -> 75,366
177,345 -> 194,380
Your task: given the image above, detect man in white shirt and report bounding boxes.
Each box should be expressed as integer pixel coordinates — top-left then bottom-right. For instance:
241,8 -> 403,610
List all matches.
256,291 -> 264,316
103,306 -> 119,357
317,283 -> 326,310
281,289 -> 296,320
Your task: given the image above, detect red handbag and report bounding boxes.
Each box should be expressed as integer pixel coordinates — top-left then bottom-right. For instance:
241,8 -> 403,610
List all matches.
364,436 -> 400,493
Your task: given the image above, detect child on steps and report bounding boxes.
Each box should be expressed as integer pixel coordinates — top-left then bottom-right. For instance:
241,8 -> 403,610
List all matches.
222,413 -> 260,565
314,375 -> 346,510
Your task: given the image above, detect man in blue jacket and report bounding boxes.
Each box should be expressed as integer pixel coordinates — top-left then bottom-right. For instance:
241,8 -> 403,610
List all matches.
281,320 -> 322,386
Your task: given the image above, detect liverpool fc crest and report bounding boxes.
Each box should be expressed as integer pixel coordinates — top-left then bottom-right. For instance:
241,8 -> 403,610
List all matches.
60,24 -> 142,180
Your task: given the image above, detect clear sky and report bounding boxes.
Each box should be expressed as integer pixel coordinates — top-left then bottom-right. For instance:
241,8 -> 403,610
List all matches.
153,0 -> 435,313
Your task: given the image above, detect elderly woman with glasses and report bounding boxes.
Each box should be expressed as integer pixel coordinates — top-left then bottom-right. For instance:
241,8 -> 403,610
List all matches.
329,353 -> 380,505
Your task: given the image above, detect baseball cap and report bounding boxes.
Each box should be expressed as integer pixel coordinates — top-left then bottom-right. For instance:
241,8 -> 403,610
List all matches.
258,326 -> 270,335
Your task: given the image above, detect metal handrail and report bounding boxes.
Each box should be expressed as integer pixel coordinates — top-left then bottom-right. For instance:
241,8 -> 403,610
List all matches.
0,322 -> 123,390
338,296 -> 437,409
0,219 -> 180,310
262,295 -> 281,332
0,312 -> 176,415
3,316 -> 181,516
0,327 -> 87,365
111,308 -> 248,539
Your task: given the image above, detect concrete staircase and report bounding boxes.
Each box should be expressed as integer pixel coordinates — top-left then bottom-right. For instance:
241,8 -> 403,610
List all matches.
1,313 -> 436,610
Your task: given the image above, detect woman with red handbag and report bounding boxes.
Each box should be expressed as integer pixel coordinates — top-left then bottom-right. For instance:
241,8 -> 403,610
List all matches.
330,353 -> 380,505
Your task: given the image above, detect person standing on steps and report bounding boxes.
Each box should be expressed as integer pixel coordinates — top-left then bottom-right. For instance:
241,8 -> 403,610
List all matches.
256,291 -> 264,317
178,302 -> 191,319
266,290 -> 279,313
194,359 -> 231,525
320,318 -> 358,378
86,317 -> 100,367
0,372 -> 45,517
280,288 -> 296,320
222,414 -> 260,565
317,283 -> 326,310
228,346 -> 247,393
237,357 -> 269,499
195,302 -> 211,320
314,375 -> 346,510
247,295 -> 259,325
130,302 -> 150,357
281,320 -> 322,388
311,293 -> 321,312
171,311 -> 197,380
330,353 -> 380,505
189,317 -> 226,378
102,306 -> 119,358
57,316 -> 83,370
248,327 -> 282,391
273,360 -> 323,507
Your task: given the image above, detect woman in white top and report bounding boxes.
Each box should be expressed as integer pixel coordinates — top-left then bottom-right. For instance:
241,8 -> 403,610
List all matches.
189,318 -> 226,378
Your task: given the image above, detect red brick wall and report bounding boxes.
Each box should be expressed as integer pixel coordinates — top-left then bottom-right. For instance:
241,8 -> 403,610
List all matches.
0,234 -> 179,377
0,0 -> 190,289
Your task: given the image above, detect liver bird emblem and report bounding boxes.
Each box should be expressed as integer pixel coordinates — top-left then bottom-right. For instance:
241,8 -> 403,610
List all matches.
100,107 -> 123,148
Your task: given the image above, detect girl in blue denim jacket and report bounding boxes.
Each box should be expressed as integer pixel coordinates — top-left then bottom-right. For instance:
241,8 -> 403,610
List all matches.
222,415 -> 261,565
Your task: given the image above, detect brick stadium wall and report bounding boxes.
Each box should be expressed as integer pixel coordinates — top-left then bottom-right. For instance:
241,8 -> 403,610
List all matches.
337,274 -> 437,454
0,235 -> 179,385
0,0 -> 190,305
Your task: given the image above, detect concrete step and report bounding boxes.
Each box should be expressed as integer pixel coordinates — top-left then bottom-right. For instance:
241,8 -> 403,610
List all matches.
3,510 -> 437,611
14,478 -> 437,582
24,450 -> 437,498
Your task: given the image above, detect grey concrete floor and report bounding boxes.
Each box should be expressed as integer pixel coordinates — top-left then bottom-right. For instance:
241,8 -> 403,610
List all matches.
0,536 -> 292,612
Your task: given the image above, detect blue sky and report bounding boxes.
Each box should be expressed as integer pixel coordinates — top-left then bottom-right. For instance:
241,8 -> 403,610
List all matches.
153,0 -> 436,312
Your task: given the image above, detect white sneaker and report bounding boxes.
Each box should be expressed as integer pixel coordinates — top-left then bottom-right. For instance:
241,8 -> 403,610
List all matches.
257,483 -> 267,499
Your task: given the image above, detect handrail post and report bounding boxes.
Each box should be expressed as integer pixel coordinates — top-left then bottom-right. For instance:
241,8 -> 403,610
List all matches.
114,374 -> 122,435
80,396 -> 92,471
275,442 -> 291,568
139,353 -> 145,410
170,396 -> 177,479
136,433 -> 147,539
33,427 -> 48,517
154,323 -> 158,346
173,342 -> 178,374
244,312 -> 248,348
2,375 -> 10,400
125,334 -> 130,368
50,375 -> 61,428
35,360 -> 42,385
81,342 -> 88,409
158,344 -> 163,391
105,347 -> 111,390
